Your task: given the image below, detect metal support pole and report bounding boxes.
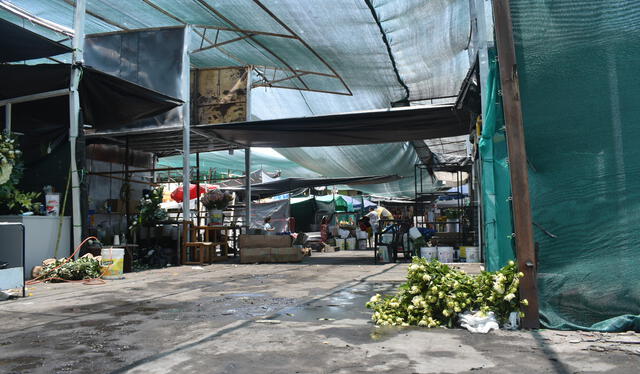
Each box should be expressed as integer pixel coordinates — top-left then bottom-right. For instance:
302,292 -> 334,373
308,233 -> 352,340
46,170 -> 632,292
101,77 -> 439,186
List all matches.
69,0 -> 86,250
492,0 -> 539,328
244,148 -> 251,231
4,103 -> 11,133
181,25 -> 191,224
196,152 -> 201,226
244,66 -> 252,231
124,137 -> 130,244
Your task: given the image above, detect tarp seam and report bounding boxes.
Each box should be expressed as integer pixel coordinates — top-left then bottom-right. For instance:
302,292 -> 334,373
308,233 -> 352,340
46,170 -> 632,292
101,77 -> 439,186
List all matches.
363,0 -> 410,104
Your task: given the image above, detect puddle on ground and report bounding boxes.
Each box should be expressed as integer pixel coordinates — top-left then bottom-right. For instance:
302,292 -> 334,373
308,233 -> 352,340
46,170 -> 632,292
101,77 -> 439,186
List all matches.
227,293 -> 268,298
274,282 -> 399,323
265,282 -> 416,344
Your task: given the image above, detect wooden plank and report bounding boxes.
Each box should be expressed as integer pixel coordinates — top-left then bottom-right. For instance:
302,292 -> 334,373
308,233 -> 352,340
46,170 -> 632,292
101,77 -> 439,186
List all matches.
492,0 -> 540,329
238,234 -> 292,249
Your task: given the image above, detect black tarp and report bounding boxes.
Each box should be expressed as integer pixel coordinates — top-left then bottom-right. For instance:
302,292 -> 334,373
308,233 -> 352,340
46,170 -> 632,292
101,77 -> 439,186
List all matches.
86,104 -> 467,156
84,27 -> 187,133
198,105 -> 466,148
0,18 -> 71,63
230,175 -> 401,199
0,64 -> 183,134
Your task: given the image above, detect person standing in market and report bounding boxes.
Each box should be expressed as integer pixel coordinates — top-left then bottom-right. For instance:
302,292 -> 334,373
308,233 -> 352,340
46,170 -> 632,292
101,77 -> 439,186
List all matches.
358,215 -> 373,247
320,216 -> 330,243
366,206 -> 379,234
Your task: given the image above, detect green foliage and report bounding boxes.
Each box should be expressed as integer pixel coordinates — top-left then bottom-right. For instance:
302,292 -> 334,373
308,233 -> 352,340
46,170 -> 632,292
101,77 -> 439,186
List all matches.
40,256 -> 102,281
442,209 -> 461,219
366,257 -> 526,327
130,186 -> 167,230
0,188 -> 41,214
0,133 -> 41,214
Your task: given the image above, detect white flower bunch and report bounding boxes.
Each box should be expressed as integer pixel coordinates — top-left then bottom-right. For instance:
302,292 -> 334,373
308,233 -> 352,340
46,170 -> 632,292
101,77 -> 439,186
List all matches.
366,257 -> 527,327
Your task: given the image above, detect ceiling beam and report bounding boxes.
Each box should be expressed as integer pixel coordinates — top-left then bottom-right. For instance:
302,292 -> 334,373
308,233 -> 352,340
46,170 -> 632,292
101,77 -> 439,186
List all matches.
193,24 -> 296,39
191,33 -> 255,53
252,0 -> 352,96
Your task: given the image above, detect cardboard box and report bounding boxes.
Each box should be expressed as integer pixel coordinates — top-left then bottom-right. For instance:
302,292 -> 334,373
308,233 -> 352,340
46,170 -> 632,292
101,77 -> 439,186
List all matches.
240,247 -> 304,264
238,234 -> 292,249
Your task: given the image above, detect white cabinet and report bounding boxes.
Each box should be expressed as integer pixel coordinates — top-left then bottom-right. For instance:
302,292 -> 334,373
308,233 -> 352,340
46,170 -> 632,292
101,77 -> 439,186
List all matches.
0,216 -> 70,278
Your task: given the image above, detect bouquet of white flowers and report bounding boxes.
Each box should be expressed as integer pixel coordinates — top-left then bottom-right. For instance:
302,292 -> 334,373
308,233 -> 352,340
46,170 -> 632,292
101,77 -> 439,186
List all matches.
366,257 -> 526,328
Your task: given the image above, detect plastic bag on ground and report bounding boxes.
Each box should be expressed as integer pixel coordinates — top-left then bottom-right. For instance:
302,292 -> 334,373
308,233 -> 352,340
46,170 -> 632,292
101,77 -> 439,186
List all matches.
459,311 -> 499,333
502,311 -> 520,330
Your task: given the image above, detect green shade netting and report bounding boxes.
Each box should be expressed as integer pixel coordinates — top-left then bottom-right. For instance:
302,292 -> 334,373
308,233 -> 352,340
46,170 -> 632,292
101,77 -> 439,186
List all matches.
479,48 -> 515,272
315,195 -> 353,213
2,0 -> 470,198
289,196 -> 316,232
511,0 -> 640,331
158,149 -> 320,179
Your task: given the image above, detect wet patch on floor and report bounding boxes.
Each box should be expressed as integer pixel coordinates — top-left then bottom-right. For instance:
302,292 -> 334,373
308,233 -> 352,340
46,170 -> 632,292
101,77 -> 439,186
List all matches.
274,282 -> 399,323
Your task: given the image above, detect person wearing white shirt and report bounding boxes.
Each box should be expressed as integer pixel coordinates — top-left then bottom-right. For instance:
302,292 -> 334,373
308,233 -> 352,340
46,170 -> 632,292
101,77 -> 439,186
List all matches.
366,207 -> 379,234
263,216 -> 275,234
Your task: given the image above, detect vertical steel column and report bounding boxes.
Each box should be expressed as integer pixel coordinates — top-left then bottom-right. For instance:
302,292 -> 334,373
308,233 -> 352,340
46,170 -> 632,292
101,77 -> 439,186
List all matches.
244,149 -> 251,230
244,66 -> 252,231
181,26 -> 192,224
196,152 -> 201,226
492,0 -> 540,328
69,0 -> 86,250
4,104 -> 11,133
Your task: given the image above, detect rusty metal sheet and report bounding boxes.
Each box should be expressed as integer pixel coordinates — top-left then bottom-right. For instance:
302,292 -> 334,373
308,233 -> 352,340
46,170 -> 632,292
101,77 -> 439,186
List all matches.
191,67 -> 248,125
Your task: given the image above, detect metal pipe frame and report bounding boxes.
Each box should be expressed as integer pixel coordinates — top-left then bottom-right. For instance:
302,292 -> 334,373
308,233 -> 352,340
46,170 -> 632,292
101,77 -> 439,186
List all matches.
69,0 -> 86,250
4,103 -> 11,133
0,89 -> 70,107
181,25 -> 192,223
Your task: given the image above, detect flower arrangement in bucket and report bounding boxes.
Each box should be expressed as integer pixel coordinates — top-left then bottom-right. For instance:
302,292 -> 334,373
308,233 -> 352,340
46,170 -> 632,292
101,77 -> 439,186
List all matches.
201,189 -> 234,225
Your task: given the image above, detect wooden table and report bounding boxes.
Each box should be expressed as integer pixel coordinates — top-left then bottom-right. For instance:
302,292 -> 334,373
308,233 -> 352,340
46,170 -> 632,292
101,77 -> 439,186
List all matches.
181,223 -> 239,265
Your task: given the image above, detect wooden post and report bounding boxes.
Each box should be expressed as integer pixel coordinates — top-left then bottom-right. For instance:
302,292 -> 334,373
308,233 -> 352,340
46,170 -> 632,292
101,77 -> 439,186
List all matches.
492,0 -> 540,328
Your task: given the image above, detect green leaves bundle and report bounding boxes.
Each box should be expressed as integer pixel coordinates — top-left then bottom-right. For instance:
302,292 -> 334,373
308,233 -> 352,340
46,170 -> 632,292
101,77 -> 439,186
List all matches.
366,257 -> 526,328
40,256 -> 102,281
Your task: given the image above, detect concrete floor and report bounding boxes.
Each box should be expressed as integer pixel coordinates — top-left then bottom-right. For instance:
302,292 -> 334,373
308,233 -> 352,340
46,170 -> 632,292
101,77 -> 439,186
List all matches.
0,250 -> 638,374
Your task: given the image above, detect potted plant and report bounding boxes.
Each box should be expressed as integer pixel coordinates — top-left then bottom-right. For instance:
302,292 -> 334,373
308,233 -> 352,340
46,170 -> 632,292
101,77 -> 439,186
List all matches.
201,189 -> 234,226
442,209 -> 461,233
130,186 -> 167,239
